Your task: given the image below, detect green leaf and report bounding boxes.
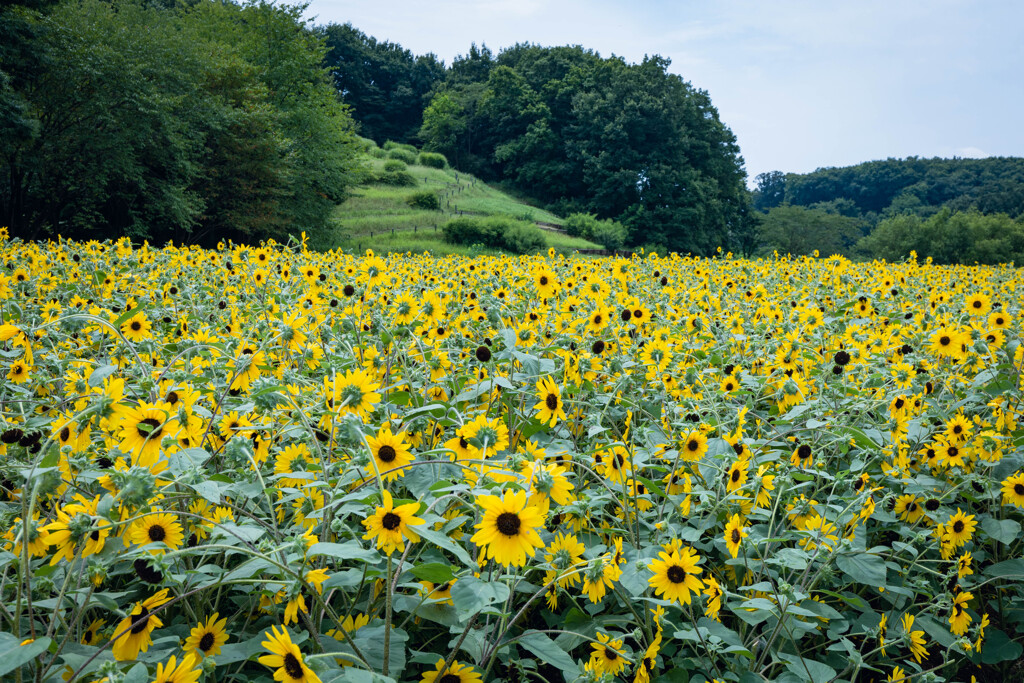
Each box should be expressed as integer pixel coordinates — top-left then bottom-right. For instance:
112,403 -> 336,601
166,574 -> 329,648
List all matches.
450,576 -> 509,616
835,552 -> 886,587
985,558 -> 1024,579
308,542 -> 380,563
88,364 -> 119,387
416,525 -> 475,567
982,629 -> 1024,664
0,635 -> 52,678
353,625 -> 407,677
409,563 -> 455,583
324,670 -> 397,683
518,631 -> 579,677
779,653 -> 836,683
982,517 -> 1021,545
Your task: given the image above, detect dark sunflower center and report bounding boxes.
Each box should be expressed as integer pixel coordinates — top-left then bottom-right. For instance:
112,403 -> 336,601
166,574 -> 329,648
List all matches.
940,335 -> 951,346
90,529 -> 101,541
131,321 -> 142,331
947,446 -> 959,457
545,393 -> 559,410
440,675 -> 461,683
496,512 -> 521,536
603,648 -> 618,661
199,631 -> 215,652
166,391 -> 179,405
130,607 -> 151,634
283,652 -> 304,679
60,427 -> 70,441
907,502 -> 917,512
381,512 -> 401,530
731,529 -> 741,543
972,300 -> 982,308
1015,484 -> 1024,495
731,468 -> 741,483
953,520 -> 965,534
666,565 -> 687,584
148,524 -> 167,542
136,418 -> 162,439
377,445 -> 397,463
539,276 -> 548,285
687,440 -> 700,452
798,444 -> 812,459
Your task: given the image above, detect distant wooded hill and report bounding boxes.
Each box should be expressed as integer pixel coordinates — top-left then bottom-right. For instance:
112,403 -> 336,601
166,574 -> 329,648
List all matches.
753,157 -> 1024,222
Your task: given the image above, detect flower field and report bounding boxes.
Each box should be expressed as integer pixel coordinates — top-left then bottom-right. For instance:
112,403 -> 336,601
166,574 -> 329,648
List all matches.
1,236 -> 1023,683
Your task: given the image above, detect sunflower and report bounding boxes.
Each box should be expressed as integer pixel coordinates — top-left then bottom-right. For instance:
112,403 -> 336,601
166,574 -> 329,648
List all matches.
647,547 -> 704,604
723,514 -> 748,558
949,590 -> 973,635
544,532 -> 586,588
679,430 -> 708,462
184,612 -> 229,658
111,588 -> 173,661
888,666 -> 907,683
725,459 -> 748,493
118,402 -> 177,467
877,613 -> 888,656
901,613 -> 929,663
965,292 -> 991,316
582,555 -> 620,603
421,658 -> 483,683
927,326 -> 967,361
153,653 -> 201,683
40,497 -> 110,565
588,632 -> 627,676
128,512 -> 184,554
790,443 -> 814,468
121,312 -> 153,343
534,376 -> 567,427
1001,471 -> 1024,508
6,359 -> 31,384
81,618 -> 106,646
470,489 -> 546,567
702,575 -> 723,621
259,625 -> 322,683
325,369 -> 381,421
893,494 -> 925,523
988,310 -> 1011,329
534,268 -> 559,299
942,508 -> 977,549
362,490 -> 424,554
365,427 -> 415,481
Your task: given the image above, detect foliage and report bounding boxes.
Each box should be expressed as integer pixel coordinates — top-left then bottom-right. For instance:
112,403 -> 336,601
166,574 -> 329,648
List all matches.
417,152 -> 448,169
387,148 -> 418,165
405,190 -> 440,211
563,213 -> 627,251
383,159 -> 408,172
0,0 -> 363,247
320,22 -> 444,145
859,209 -> 1024,264
415,44 -> 755,255
2,238 -> 1023,683
757,157 -> 1024,224
374,170 -> 418,187
442,216 -> 545,253
756,205 -> 866,257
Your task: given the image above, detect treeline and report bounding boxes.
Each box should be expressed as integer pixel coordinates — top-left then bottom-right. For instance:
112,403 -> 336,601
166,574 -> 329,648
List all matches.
321,28 -> 756,256
1,0 -> 363,247
753,157 -> 1024,222
750,157 -> 1024,264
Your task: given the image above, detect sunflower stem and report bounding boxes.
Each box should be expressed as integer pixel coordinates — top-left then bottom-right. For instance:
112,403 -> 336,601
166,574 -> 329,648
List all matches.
383,552 -> 393,676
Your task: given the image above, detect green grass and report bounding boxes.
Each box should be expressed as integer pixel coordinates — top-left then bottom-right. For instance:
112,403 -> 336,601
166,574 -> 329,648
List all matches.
330,152 -> 597,254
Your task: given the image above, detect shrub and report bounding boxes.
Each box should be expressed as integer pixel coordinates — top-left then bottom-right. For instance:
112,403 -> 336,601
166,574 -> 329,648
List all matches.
405,190 -> 440,211
369,147 -> 387,159
442,216 -> 546,254
355,136 -> 378,153
417,152 -> 448,169
589,219 -> 628,251
387,149 -> 417,165
383,140 -> 418,153
374,170 -> 417,187
563,212 -> 628,250
563,212 -> 601,238
383,159 -> 407,172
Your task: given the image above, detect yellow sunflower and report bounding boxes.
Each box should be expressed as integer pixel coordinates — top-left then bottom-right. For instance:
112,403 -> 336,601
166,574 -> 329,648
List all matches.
111,588 -> 173,661
361,490 -> 424,554
184,612 -> 229,658
259,625 -> 322,683
120,312 -> 153,343
128,511 -> 184,554
152,653 -> 201,683
365,427 -> 415,481
1001,471 -> 1024,508
534,376 -> 567,427
421,658 -> 483,683
588,632 -> 627,676
647,546 -> 703,604
723,514 -> 748,558
118,402 -> 177,467
470,490 -> 546,567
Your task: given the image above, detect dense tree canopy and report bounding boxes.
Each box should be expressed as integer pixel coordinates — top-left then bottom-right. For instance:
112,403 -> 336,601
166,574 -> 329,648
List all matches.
0,0 -> 362,246
410,44 -> 755,255
753,157 -> 1024,224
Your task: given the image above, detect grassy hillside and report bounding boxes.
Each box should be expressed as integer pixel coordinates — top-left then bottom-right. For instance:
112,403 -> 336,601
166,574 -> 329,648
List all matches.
330,154 -> 601,255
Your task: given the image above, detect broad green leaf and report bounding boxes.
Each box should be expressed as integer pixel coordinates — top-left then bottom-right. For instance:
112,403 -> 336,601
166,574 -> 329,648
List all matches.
0,636 -> 51,678
835,552 -> 886,587
308,542 -> 380,563
450,576 -> 509,616
981,517 -> 1021,544
518,631 -> 579,676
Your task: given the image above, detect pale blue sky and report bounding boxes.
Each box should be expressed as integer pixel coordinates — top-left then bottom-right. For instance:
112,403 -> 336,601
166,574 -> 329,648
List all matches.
306,0 -> 1024,182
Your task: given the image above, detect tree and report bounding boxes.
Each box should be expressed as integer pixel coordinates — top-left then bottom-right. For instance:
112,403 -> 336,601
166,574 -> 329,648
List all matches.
753,171 -> 786,210
756,205 -> 864,257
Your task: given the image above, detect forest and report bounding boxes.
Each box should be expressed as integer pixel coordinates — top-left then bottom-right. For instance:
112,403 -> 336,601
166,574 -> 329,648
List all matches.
2,3 -> 1024,262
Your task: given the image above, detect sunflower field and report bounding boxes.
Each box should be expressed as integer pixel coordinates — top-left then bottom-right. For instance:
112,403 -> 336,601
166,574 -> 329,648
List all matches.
2,234 -> 1024,683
